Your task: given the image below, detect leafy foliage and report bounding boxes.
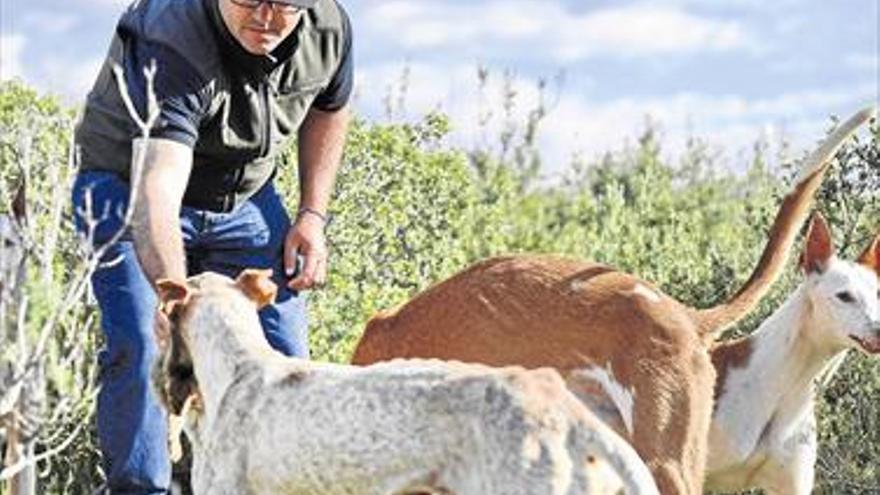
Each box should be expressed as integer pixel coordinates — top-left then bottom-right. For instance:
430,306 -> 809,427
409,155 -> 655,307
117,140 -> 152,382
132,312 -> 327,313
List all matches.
0,79 -> 877,493
0,80 -> 103,494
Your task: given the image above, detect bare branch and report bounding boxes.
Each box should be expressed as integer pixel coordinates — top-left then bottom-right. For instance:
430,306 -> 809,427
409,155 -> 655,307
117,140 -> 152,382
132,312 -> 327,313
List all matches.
11,60 -> 161,382
0,390 -> 97,481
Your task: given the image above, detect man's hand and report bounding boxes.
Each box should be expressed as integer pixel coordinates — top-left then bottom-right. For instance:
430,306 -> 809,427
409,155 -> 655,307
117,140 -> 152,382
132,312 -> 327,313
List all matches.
284,210 -> 328,290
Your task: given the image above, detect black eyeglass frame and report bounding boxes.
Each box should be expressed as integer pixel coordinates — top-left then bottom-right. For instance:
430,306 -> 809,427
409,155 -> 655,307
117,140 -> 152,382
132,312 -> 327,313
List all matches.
229,0 -> 302,13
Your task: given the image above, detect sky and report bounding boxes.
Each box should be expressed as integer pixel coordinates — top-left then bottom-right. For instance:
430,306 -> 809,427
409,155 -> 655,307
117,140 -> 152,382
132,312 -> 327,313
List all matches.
1,0 -> 878,179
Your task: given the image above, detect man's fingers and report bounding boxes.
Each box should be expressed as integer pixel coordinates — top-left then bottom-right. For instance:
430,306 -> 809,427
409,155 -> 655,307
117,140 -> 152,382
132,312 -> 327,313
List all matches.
288,253 -> 318,290
287,253 -> 329,290
284,241 -> 302,278
284,221 -> 327,290
313,257 -> 327,286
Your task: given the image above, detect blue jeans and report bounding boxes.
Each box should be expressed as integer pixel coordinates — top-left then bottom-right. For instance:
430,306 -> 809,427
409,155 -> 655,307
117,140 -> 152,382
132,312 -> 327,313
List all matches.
72,170 -> 309,494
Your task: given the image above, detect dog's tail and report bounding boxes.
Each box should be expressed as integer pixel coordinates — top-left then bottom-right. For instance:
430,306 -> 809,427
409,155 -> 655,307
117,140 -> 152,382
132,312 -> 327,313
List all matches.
694,106 -> 876,338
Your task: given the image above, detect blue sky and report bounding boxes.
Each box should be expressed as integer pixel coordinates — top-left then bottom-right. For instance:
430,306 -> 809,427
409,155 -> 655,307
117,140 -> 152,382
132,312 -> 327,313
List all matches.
1,0 -> 878,178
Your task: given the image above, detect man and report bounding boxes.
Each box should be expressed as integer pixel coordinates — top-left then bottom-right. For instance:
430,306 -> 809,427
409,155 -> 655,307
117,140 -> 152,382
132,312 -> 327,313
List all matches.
71,0 -> 352,492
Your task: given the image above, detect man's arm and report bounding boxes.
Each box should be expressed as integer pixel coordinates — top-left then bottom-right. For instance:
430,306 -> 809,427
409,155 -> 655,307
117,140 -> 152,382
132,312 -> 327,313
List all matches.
285,104 -> 351,290
130,137 -> 193,285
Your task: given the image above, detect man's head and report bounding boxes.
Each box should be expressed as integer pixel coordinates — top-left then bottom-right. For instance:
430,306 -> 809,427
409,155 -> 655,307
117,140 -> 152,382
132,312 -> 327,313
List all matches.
219,0 -> 315,55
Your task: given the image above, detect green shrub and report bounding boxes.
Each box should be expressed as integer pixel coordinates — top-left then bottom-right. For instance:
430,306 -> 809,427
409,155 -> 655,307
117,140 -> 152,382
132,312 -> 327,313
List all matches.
0,80 -> 876,493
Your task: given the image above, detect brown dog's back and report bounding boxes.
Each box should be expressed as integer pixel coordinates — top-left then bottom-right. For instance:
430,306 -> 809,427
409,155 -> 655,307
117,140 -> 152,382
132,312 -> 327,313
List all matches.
355,255 -> 697,381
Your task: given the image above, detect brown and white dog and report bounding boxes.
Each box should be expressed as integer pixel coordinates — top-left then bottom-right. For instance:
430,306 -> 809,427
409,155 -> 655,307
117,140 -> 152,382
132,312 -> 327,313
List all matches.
706,213 -> 879,493
351,107 -> 876,494
152,269 -> 660,495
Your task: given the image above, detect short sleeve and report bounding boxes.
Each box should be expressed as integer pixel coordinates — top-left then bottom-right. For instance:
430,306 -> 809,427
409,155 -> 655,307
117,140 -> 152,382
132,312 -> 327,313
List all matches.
124,39 -> 212,147
311,4 -> 353,112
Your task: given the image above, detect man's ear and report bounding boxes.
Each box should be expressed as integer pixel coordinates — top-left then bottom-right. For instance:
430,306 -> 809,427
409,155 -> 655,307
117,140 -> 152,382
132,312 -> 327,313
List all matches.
800,212 -> 835,275
235,269 -> 277,309
156,279 -> 191,315
857,233 -> 880,277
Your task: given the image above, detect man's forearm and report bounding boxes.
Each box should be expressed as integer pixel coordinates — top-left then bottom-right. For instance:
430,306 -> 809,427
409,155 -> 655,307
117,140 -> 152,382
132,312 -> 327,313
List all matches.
297,105 -> 351,214
132,200 -> 187,285
130,138 -> 192,285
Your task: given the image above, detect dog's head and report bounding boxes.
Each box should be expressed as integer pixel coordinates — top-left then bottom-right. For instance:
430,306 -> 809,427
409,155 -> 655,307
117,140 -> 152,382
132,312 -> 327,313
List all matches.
799,212 -> 880,355
152,268 -> 278,460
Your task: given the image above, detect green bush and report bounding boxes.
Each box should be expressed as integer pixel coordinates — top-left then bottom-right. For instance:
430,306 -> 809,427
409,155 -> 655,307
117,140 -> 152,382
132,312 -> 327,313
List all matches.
0,80 -> 876,493
0,80 -> 103,494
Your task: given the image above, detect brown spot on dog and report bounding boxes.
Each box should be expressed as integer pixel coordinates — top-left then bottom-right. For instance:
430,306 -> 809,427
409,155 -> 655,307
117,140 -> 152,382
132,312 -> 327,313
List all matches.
710,338 -> 754,404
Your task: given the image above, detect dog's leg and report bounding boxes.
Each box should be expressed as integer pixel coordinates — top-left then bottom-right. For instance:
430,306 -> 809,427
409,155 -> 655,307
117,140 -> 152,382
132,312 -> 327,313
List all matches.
167,394 -> 198,463
757,420 -> 818,495
629,350 -> 715,495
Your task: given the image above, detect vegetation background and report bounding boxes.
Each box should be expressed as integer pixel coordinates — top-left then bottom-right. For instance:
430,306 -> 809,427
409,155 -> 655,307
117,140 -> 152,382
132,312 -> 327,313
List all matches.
0,78 -> 877,494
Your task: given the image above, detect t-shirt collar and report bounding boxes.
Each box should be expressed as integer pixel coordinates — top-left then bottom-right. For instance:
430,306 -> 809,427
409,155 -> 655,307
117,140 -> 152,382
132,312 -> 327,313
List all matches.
205,0 -> 302,76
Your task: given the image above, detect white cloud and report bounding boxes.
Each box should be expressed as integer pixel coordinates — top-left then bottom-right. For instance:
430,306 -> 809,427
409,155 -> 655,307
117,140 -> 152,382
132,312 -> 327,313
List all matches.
0,31 -> 102,102
19,13 -> 79,35
534,83 -> 875,176
363,1 -> 548,49
78,0 -> 130,7
354,61 -> 874,179
556,5 -> 751,61
355,61 -> 546,135
362,1 -> 754,60
39,55 -> 104,102
845,53 -> 879,72
663,0 -> 802,10
0,34 -> 26,81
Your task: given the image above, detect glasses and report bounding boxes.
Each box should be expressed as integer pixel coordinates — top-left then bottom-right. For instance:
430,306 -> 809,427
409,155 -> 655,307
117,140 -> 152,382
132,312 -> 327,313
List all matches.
229,0 -> 301,13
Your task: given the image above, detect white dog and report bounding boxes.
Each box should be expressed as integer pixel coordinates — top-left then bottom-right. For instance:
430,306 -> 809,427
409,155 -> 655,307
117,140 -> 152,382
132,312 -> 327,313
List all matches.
706,212 -> 879,493
152,269 -> 659,495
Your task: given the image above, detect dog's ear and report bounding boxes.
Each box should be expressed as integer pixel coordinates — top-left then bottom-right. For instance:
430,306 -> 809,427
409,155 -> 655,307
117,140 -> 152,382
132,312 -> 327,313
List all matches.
155,279 -> 191,352
800,212 -> 834,275
156,279 -> 191,316
857,234 -> 880,277
235,269 -> 277,309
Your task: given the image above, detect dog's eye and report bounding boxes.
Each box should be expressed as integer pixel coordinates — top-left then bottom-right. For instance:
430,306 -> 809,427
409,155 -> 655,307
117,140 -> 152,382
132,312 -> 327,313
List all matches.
836,291 -> 856,304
